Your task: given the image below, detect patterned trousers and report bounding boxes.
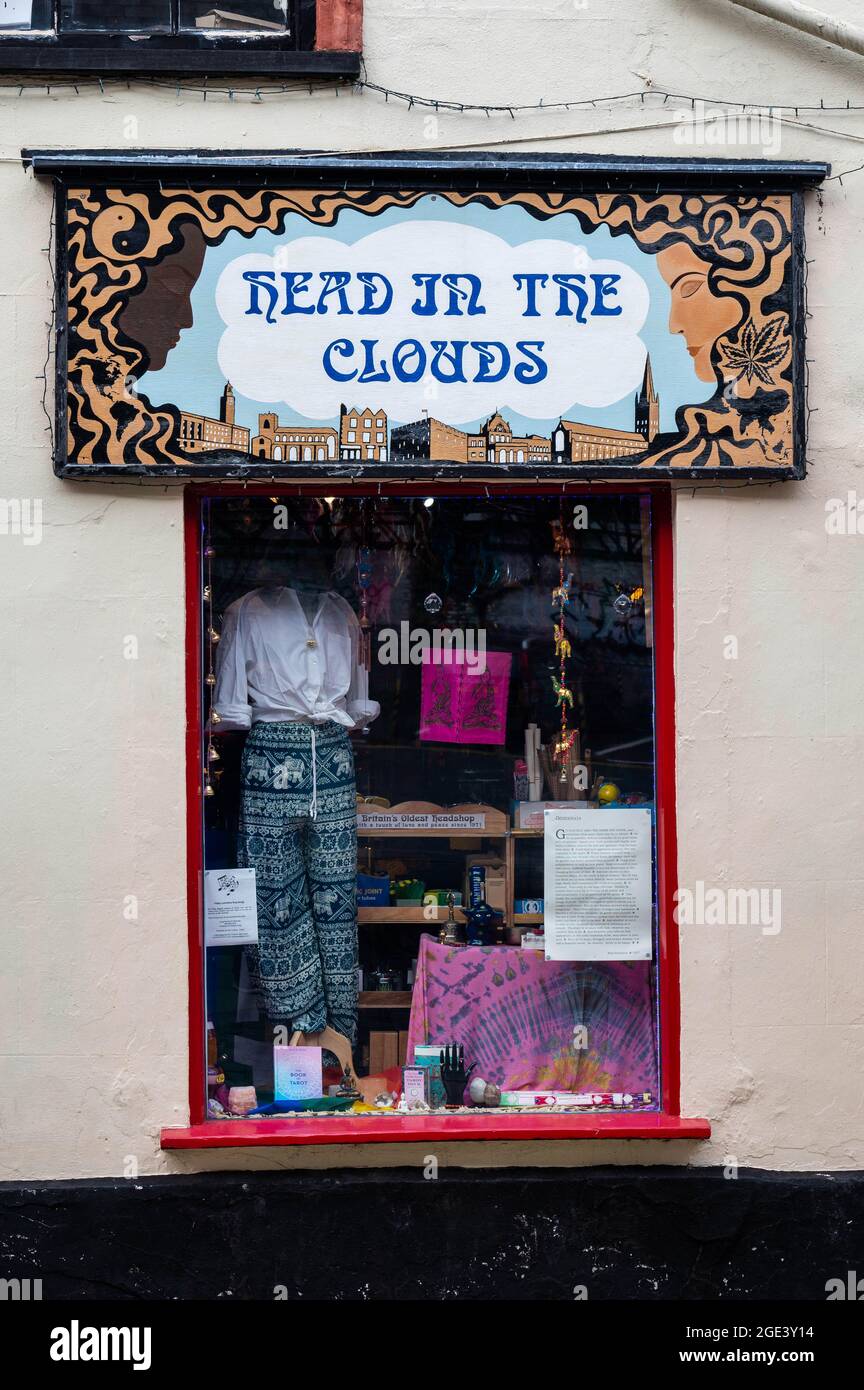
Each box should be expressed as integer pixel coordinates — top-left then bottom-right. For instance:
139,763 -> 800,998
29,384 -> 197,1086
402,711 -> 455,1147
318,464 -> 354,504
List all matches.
237,720 -> 358,1042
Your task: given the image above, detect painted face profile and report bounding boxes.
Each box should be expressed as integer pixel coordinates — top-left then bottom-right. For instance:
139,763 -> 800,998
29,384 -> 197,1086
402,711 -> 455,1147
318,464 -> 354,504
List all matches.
119,221 -> 207,373
656,242 -> 739,384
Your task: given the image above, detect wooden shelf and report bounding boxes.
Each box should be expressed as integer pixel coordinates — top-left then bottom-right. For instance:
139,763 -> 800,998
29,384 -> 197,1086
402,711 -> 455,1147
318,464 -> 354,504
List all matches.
358,991 -> 412,1010
359,906 -> 466,925
513,912 -> 544,925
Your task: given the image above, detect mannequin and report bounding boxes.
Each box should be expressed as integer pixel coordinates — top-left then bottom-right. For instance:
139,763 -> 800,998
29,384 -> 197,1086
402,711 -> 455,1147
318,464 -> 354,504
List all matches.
211,578 -> 379,1080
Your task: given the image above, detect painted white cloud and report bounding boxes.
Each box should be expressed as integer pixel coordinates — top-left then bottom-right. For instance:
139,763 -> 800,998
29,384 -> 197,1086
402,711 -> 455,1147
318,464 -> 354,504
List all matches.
215,220 -> 650,424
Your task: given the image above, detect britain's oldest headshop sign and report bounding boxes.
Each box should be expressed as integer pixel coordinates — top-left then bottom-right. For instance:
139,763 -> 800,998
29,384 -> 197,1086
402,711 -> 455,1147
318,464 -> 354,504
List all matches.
45,153 -> 818,479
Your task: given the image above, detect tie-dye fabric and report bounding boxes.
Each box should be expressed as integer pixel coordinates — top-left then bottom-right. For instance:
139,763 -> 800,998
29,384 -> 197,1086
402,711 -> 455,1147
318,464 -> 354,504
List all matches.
237,719 -> 358,1041
406,934 -> 657,1096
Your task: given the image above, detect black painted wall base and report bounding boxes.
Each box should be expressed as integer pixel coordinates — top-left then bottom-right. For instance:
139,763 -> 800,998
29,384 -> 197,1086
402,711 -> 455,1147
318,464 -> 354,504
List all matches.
0,1167 -> 861,1301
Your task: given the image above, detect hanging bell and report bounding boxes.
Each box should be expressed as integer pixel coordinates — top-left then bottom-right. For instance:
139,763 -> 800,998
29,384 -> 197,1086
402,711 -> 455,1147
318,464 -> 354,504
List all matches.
204,546 -> 216,559
208,745 -> 220,763
205,672 -> 216,687
210,709 -> 222,725
204,782 -> 215,798
203,585 -> 211,601
208,627 -> 220,643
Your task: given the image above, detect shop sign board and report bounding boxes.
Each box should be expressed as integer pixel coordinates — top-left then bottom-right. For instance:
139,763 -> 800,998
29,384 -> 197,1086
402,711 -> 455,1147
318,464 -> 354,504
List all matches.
36,153 -> 825,479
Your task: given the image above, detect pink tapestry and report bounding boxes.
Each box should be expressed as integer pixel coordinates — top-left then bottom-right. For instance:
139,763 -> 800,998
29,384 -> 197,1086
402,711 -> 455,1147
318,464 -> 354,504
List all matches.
406,934 -> 658,1097
419,650 -> 511,745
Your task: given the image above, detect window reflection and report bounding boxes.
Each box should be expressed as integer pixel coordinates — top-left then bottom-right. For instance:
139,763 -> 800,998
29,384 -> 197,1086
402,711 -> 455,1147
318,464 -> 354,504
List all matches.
59,1 -> 171,30
0,0 -> 52,28
179,2 -> 289,30
201,494 -> 660,1119
1,0 -> 293,33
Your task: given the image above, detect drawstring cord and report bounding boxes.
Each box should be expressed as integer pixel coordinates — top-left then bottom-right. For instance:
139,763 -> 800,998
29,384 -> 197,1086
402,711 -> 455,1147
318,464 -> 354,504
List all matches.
309,724 -> 318,820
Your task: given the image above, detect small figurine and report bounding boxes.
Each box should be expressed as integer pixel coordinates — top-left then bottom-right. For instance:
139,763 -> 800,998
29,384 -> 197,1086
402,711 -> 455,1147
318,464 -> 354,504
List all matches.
439,891 -> 463,948
551,672 -> 574,708
335,1066 -> 361,1100
553,621 -> 572,661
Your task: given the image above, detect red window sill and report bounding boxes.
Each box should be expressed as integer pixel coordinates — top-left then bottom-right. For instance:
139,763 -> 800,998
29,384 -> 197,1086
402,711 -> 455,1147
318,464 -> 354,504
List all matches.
161,1113 -> 710,1149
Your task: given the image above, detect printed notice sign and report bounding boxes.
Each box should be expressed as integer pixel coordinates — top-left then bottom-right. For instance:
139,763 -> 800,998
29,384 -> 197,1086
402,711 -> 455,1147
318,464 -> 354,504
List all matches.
543,807 -> 653,961
357,811 -> 486,832
204,868 -> 259,947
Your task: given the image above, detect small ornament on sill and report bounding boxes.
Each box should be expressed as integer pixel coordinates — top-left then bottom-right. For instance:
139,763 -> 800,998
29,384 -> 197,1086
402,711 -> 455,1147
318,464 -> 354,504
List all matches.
438,891 -> 463,948
469,1076 -> 502,1107
439,1043 -> 476,1108
335,1066 -> 361,1101
227,1085 -> 257,1116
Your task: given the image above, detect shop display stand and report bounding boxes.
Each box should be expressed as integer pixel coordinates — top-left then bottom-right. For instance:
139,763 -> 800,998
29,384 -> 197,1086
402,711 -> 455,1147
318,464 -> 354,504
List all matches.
356,803 -> 513,1033
357,798 -> 513,914
355,802 -> 551,1015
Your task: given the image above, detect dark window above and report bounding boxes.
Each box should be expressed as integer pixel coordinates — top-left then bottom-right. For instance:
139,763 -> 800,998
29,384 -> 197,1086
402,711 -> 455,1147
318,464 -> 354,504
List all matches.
0,1 -> 361,76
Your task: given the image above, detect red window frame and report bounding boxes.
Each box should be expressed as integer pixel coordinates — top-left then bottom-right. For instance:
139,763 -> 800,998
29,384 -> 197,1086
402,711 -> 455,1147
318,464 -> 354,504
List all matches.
161,480 -> 710,1150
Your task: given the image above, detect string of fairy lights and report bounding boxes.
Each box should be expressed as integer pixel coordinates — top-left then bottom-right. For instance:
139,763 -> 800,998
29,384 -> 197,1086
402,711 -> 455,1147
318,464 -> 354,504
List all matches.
6,71 -> 864,121
0,71 -> 862,182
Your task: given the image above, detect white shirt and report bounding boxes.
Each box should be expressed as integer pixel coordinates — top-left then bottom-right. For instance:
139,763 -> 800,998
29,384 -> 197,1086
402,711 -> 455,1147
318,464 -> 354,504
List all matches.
211,586 -> 380,732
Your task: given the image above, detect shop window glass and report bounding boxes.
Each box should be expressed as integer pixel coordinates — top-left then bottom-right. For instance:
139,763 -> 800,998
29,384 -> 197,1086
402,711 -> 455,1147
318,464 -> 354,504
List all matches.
14,1 -> 293,34
0,0 -> 50,25
199,493 -> 660,1121
179,2 -> 289,30
59,1 -> 171,29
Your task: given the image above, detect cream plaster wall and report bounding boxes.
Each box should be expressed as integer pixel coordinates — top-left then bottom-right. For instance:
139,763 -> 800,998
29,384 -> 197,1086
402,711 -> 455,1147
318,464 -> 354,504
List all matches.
1,0 -> 862,1179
